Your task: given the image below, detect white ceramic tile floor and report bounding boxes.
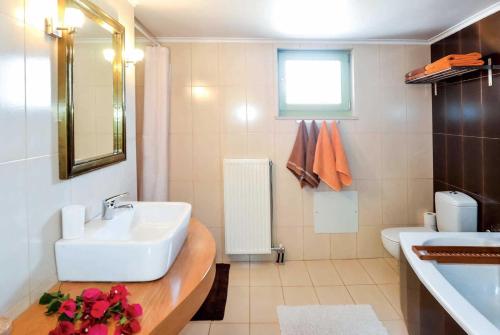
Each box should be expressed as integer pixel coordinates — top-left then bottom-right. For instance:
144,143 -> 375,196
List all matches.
180,258 -> 408,335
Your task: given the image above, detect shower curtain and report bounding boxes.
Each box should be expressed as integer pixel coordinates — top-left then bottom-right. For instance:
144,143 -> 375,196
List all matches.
139,46 -> 170,201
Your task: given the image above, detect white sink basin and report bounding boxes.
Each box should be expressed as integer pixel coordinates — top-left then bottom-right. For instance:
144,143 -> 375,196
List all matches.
55,202 -> 192,282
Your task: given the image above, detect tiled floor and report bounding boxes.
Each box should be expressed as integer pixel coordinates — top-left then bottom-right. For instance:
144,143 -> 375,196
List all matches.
180,258 -> 408,335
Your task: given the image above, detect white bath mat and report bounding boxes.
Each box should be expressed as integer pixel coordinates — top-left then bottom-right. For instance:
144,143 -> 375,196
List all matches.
277,305 -> 389,335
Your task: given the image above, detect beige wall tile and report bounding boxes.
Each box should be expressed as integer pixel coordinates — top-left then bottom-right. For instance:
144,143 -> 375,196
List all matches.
379,85 -> 406,133
303,227 -> 330,260
407,134 -> 433,179
169,134 -> 193,181
208,226 -> 224,263
245,44 -> 273,86
382,134 -> 408,180
405,45 -> 430,73
192,86 -> 220,133
247,133 -> 274,158
379,45 -> 406,87
193,181 -> 222,227
170,85 -> 192,134
407,179 -> 433,226
218,43 -> 246,86
193,132 -> 221,158
382,179 -> 408,226
0,14 -> 26,164
1,0 -> 138,318
275,175 -> 303,227
193,156 -> 221,182
357,180 -> 382,226
220,86 -> 247,133
349,133 -> 381,180
247,83 -> 274,133
331,233 -> 357,259
357,226 -> 385,258
192,43 -> 218,86
170,44 -> 192,87
222,133 -> 248,158
406,85 -> 432,133
276,226 -> 304,260
169,181 -> 194,203
0,0 -> 24,22
162,41 -> 433,262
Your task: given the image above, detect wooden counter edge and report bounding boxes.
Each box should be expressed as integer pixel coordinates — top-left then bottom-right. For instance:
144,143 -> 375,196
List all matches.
12,219 -> 216,335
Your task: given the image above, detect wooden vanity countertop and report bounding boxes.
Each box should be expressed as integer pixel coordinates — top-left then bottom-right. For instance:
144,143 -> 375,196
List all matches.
12,219 -> 216,335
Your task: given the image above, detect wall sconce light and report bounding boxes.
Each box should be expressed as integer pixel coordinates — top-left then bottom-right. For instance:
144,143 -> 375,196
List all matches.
124,49 -> 145,66
45,7 -> 85,38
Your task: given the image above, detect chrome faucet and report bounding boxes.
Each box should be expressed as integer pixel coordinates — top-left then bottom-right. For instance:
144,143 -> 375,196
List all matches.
103,192 -> 134,220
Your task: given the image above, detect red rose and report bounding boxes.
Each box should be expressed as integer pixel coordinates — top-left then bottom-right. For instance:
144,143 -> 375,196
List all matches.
109,285 -> 129,305
114,319 -> 141,335
58,299 -> 77,318
49,321 -> 75,335
82,288 -> 104,303
88,324 -> 108,335
125,304 -> 143,318
90,300 -> 110,319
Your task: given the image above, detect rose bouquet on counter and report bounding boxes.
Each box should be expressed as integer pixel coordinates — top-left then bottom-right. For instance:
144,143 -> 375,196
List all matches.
39,285 -> 142,335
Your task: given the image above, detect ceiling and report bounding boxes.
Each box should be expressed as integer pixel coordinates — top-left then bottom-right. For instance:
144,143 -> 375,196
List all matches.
132,0 -> 500,42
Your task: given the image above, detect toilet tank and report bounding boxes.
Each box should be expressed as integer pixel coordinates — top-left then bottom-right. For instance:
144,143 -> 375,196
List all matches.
435,191 -> 477,232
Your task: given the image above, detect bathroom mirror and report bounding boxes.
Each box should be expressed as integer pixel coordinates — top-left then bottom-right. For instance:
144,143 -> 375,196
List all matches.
58,0 -> 126,179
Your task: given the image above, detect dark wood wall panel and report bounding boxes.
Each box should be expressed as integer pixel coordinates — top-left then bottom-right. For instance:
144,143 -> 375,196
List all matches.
431,11 -> 500,232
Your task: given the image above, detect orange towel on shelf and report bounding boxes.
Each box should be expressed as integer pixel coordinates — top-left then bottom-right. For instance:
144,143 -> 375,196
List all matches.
287,120 -> 308,184
331,122 -> 352,187
303,121 -> 320,188
313,121 -> 341,191
425,52 -> 484,75
405,66 -> 426,80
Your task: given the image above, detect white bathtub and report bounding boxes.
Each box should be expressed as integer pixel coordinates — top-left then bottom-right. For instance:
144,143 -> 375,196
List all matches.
400,232 -> 500,335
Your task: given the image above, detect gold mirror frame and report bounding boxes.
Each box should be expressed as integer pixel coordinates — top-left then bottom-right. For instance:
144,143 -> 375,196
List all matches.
58,0 -> 126,179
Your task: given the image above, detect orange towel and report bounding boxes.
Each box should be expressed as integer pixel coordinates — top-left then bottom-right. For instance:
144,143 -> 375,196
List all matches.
405,66 -> 426,79
287,121 -> 308,184
425,52 -> 484,75
331,122 -> 352,187
303,121 -> 320,188
313,121 -> 341,191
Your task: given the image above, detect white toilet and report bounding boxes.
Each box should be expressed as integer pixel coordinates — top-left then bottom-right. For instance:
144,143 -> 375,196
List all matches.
381,191 -> 478,259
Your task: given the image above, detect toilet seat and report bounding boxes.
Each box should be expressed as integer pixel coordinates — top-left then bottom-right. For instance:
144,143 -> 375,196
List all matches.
381,227 -> 434,259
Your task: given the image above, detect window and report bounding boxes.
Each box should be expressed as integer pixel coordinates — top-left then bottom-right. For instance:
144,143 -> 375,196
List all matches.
277,49 -> 352,118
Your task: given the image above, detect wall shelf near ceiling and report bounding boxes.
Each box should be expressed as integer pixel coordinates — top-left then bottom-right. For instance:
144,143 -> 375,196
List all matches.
405,58 -> 500,96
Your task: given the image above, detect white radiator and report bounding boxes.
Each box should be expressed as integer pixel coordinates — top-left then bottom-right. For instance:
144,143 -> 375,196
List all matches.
223,159 -> 272,254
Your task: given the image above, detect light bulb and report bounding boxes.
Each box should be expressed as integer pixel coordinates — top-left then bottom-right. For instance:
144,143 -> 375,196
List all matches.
64,8 -> 84,29
103,48 -> 115,63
